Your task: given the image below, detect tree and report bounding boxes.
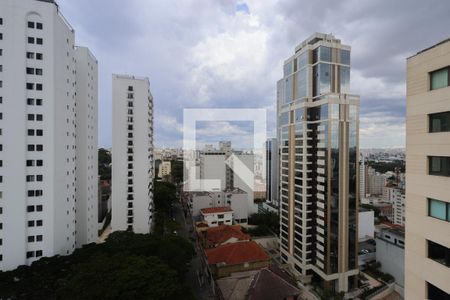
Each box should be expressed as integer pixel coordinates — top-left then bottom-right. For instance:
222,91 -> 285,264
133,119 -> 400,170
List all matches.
248,211 -> 280,235
171,160 -> 183,183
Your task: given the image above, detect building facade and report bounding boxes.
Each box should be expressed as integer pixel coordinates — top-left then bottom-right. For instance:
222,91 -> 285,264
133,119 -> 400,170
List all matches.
266,138 -> 279,208
112,74 -> 154,234
405,39 -> 450,299
277,33 -> 359,292
158,160 -> 171,178
0,0 -> 97,271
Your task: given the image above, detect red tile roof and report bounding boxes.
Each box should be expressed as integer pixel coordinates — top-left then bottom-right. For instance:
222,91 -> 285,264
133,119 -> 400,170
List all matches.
205,225 -> 250,247
206,241 -> 269,265
200,207 -> 233,214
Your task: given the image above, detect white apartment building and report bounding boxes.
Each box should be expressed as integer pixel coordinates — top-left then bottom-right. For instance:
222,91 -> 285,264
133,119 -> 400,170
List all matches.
0,0 -> 98,271
367,167 -> 386,196
385,186 -> 405,226
158,160 -> 171,178
190,189 -> 249,224
200,207 -> 233,227
74,46 -> 98,246
405,39 -> 450,299
112,74 -> 154,234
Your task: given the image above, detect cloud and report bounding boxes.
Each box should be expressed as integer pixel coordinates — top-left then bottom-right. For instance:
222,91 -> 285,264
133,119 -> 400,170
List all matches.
57,0 -> 450,149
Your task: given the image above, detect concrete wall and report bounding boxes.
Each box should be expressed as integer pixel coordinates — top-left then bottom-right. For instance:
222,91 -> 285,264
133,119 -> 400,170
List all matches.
376,238 -> 404,288
359,210 -> 375,240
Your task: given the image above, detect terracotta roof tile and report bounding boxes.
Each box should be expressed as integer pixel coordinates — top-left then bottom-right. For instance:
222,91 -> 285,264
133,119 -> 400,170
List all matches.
206,241 -> 269,265
200,207 -> 233,214
205,225 -> 250,246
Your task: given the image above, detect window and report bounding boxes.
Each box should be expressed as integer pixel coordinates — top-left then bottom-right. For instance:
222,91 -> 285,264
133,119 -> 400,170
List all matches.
26,68 -> 34,75
28,236 -> 35,242
428,240 -> 450,267
28,114 -> 35,121
427,282 -> 450,300
36,220 -> 43,226
26,175 -> 34,182
428,198 -> 450,222
36,205 -> 43,211
36,23 -> 43,30
128,86 -> 133,91
28,144 -> 35,151
36,114 -> 43,121
127,93 -> 134,99
27,98 -> 34,105
36,145 -> 43,151
28,190 -> 35,197
430,67 -> 449,90
28,21 -> 34,28
36,84 -> 42,91
26,83 -> 34,90
36,129 -> 43,136
36,160 -> 43,166
429,156 -> 450,176
429,111 -> 450,133
27,52 -> 34,59
36,235 -> 43,241
36,53 -> 43,60
36,38 -> 43,45
0,65 -> 2,72
28,37 -> 35,44
26,160 -> 34,167
28,129 -> 35,137
0,18 -> 3,25
36,175 -> 43,181
36,68 -> 43,75
0,33 -> 2,40
28,220 -> 35,227
36,250 -> 43,257
36,99 -> 42,106
26,251 -> 34,258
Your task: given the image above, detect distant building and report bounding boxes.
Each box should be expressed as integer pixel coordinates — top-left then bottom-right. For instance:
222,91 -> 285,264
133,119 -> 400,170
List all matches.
158,160 -> 171,178
367,167 -> 386,196
405,37 -> 450,299
373,202 -> 394,222
200,225 -> 251,248
385,187 -> 405,226
376,227 -> 405,296
111,75 -> 154,234
265,138 -> 279,208
200,207 -> 233,227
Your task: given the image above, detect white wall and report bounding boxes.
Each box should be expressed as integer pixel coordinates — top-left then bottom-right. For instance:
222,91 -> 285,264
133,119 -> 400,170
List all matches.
74,47 -> 98,245
112,75 -> 154,234
358,210 -> 375,240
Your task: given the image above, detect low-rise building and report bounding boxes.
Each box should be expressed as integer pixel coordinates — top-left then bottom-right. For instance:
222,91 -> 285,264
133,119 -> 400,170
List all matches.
200,207 -> 233,227
190,189 -> 249,224
157,160 -> 171,178
205,241 -> 270,278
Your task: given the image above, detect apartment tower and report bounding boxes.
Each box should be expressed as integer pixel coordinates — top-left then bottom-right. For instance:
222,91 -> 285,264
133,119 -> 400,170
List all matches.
277,33 -> 359,292
112,75 -> 154,234
0,0 -> 98,271
405,39 -> 450,299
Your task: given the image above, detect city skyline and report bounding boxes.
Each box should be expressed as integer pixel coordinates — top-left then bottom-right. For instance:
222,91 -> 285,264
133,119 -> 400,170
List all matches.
57,0 -> 450,149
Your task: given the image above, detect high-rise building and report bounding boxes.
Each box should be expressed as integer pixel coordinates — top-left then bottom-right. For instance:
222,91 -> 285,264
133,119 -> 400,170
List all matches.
266,138 -> 279,208
405,39 -> 450,299
277,33 -> 359,292
0,0 -> 98,271
112,74 -> 154,234
74,46 -> 98,246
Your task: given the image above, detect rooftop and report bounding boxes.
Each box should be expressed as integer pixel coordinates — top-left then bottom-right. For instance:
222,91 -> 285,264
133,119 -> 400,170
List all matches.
205,225 -> 250,247
217,266 -> 300,300
206,241 -> 269,265
200,207 -> 233,214
408,37 -> 450,59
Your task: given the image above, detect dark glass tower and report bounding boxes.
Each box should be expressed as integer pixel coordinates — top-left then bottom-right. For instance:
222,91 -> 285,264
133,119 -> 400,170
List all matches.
277,33 -> 359,293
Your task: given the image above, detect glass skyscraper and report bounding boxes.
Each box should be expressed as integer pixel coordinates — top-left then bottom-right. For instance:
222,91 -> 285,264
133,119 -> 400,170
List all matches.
277,33 -> 360,293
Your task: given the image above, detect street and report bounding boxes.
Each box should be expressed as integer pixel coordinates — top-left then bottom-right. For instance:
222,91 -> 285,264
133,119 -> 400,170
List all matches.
172,202 -> 214,300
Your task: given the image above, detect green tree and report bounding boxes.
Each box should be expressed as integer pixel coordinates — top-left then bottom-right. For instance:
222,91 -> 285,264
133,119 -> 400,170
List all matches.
171,160 -> 184,183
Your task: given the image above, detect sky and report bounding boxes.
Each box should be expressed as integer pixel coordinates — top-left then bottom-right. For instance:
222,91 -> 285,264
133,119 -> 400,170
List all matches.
57,0 -> 450,149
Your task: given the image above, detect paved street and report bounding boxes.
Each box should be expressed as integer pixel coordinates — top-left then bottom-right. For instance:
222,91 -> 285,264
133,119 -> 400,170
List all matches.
172,202 -> 214,300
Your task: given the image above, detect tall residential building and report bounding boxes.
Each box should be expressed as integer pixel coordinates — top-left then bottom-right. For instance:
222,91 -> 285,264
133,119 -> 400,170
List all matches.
266,138 -> 279,208
112,74 -> 154,234
277,33 -> 359,293
359,155 -> 368,199
405,39 -> 450,299
74,46 -> 98,246
0,0 -> 98,271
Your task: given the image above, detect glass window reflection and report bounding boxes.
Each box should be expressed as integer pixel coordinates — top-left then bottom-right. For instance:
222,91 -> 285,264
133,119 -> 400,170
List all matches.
340,66 -> 350,93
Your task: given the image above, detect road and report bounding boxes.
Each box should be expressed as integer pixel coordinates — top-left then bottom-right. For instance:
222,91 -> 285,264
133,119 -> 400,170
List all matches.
172,202 -> 214,300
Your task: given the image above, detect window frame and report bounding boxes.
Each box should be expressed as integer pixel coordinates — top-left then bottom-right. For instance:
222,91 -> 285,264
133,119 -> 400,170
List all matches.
430,66 -> 450,91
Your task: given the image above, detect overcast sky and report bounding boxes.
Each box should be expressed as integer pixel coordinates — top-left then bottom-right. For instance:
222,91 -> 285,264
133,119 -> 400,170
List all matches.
58,0 -> 450,149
